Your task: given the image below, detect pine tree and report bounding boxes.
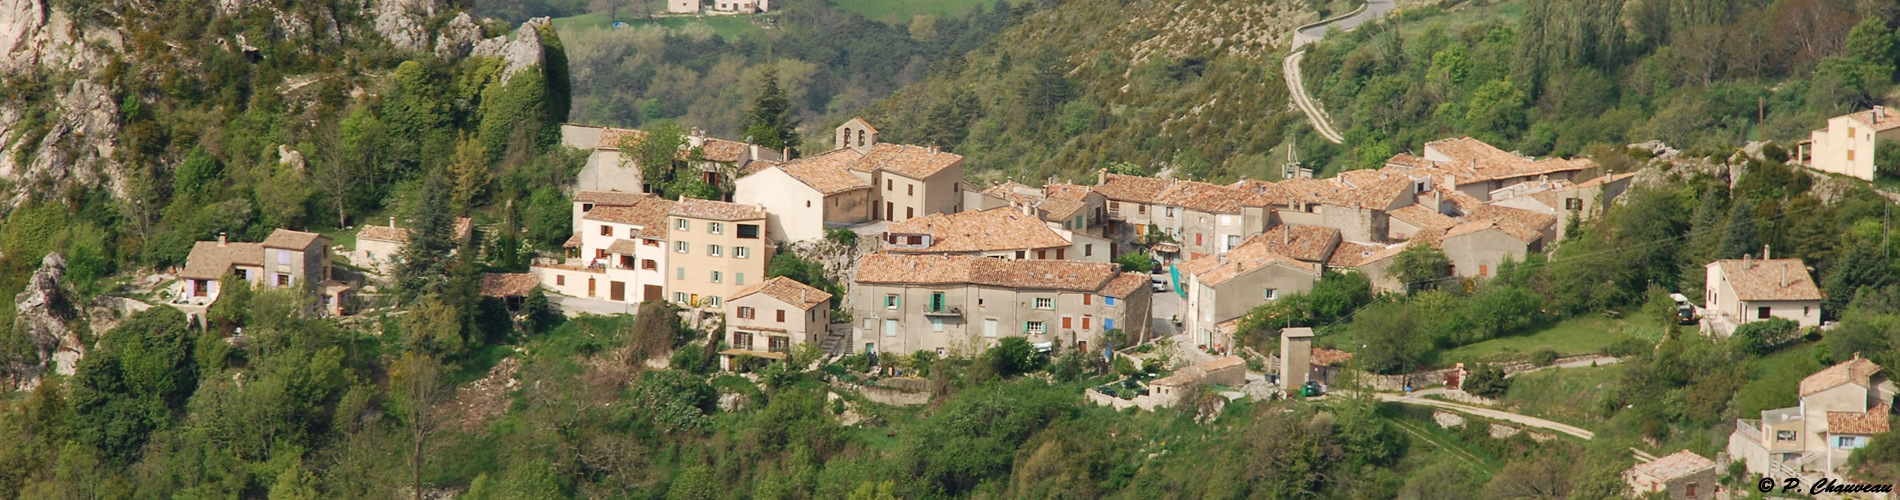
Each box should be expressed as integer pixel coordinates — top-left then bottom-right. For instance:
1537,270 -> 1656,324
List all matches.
395,176 -> 458,297
1822,245 -> 1894,320
743,66 -> 801,158
1686,187 -> 1727,260
1718,199 -> 1759,260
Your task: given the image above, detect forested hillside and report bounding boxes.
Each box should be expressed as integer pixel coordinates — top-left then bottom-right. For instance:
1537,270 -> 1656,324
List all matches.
1300,0 -> 1900,174
861,0 -> 1320,184
559,0 -> 1033,140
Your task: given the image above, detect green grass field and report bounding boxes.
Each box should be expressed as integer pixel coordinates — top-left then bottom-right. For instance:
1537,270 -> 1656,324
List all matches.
549,12 -> 763,39
1434,316 -> 1657,366
1497,363 -> 1620,427
828,0 -> 996,24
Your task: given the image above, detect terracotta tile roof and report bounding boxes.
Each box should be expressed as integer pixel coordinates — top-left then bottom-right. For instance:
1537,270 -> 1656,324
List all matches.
1574,171 -> 1636,189
262,229 -> 324,249
583,198 -> 676,238
1276,177 -> 1356,207
1155,180 -> 1248,214
887,208 -> 1071,253
855,253 -> 1124,292
1800,356 -> 1881,398
1712,258 -> 1823,303
1180,236 -> 1322,286
733,276 -> 832,310
1231,179 -> 1290,207
574,190 -> 651,206
842,117 -> 878,133
1845,108 -> 1900,132
1462,205 -> 1556,243
1335,169 -> 1418,209
1389,204 -> 1459,234
1254,224 -> 1341,263
606,239 -> 641,255
776,150 -> 872,195
1037,198 -> 1088,220
1326,241 -> 1385,268
851,143 -> 962,180
358,225 -> 408,243
983,181 -> 1045,205
480,273 -> 539,297
1100,272 -> 1147,298
1043,183 -> 1095,201
1827,403 -> 1892,435
739,159 -> 782,176
180,241 -> 265,280
697,137 -> 752,163
1433,186 -> 1487,214
563,232 -> 582,248
1361,240 -> 1422,264
669,198 -> 766,221
1627,450 -> 1715,481
596,127 -> 647,149
1391,137 -> 1595,185
1311,347 -> 1354,367
1093,173 -> 1173,203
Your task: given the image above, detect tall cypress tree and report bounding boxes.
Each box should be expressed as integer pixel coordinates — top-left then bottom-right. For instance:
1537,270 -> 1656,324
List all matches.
395,175 -> 457,297
1718,199 -> 1760,260
743,67 -> 800,158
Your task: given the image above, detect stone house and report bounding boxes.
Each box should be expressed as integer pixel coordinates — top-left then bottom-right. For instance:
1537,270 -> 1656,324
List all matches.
966,181 -> 1110,239
1179,235 -> 1323,349
1149,356 -> 1247,407
834,117 -> 966,222
1273,170 -> 1419,244
850,253 -> 1151,356
1486,172 -> 1635,241
722,276 -> 831,371
534,192 -> 674,305
1438,205 -> 1556,279
665,198 -> 771,318
883,206 -> 1111,263
1728,355 -> 1894,477
351,216 -> 472,275
733,148 -> 873,242
1798,106 -> 1900,181
177,229 -> 348,318
1383,137 -> 1597,202
1622,450 -> 1716,500
1326,241 -> 1412,294
1703,255 -> 1823,334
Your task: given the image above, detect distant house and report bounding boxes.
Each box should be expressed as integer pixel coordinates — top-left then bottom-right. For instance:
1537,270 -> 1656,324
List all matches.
536,192 -> 674,305
177,229 -> 348,318
1486,172 -> 1635,241
667,0 -> 699,13
966,181 -> 1110,239
479,272 -> 540,309
1728,355 -> 1894,477
1383,137 -> 1597,202
1622,450 -> 1716,499
1439,205 -> 1555,278
562,124 -> 783,195
352,216 -> 472,275
1702,255 -> 1822,335
666,198 -> 772,317
851,253 -> 1152,356
722,276 -> 832,370
883,207 -> 1110,262
1798,106 -> 1900,181
1092,172 -> 1273,259
733,118 -> 965,240
1179,235 -> 1323,349
1149,356 -> 1246,407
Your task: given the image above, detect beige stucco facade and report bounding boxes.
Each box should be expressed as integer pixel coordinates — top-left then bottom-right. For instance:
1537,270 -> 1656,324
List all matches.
666,214 -> 770,312
1703,262 -> 1822,329
1441,228 -> 1539,279
1804,110 -> 1900,181
1184,262 -> 1320,348
722,291 -> 828,370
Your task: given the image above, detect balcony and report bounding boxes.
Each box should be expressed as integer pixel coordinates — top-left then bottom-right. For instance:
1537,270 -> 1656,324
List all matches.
1736,419 -> 1763,443
924,306 -> 963,318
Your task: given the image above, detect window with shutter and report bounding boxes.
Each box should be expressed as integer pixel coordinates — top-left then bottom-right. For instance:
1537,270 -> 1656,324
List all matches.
776,309 -> 785,322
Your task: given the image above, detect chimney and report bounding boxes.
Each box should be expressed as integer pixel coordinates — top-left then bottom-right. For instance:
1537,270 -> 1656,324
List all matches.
1434,190 -> 1442,213
217,232 -> 227,247
1282,227 -> 1290,246
783,147 -> 790,159
1218,254 -> 1227,265
1097,168 -> 1108,186
750,144 -> 760,161
1744,254 -> 1751,270
1763,244 -> 1771,261
1781,262 -> 1787,288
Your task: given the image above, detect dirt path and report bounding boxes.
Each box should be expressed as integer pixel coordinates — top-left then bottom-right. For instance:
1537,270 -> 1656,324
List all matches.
1282,0 -> 1397,144
1377,392 -> 1596,440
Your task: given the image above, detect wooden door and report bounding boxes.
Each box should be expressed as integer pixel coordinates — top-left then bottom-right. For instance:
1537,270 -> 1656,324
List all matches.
610,281 -> 625,302
644,285 -> 662,302
587,278 -> 596,297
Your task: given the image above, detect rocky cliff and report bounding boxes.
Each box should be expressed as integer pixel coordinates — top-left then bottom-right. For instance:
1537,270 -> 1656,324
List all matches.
6,253 -> 77,390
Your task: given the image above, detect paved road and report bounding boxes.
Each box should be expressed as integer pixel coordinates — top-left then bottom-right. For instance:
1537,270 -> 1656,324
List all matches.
1284,0 -> 1398,144
548,294 -> 637,317
1377,392 -> 1595,440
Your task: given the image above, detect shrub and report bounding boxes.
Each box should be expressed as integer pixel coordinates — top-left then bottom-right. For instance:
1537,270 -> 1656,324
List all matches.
1528,348 -> 1559,367
986,337 -> 1046,377
1461,364 -> 1511,399
1730,317 -> 1799,356
825,228 -> 858,246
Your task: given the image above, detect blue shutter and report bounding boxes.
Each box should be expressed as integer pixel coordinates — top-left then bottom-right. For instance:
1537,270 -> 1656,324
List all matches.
1105,318 -> 1115,330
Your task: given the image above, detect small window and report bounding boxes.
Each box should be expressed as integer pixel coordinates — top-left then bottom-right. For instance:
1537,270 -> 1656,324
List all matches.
707,296 -> 721,307
708,222 -> 724,235
884,318 -> 898,337
674,292 -> 688,303
1082,316 -> 1091,330
675,219 -> 689,231
886,295 -> 900,309
886,179 -> 893,190
735,246 -> 750,259
708,244 -> 723,257
908,185 -> 914,196
582,202 -> 595,212
1026,321 -> 1046,334
984,319 -> 998,337
1479,264 -> 1488,276
556,275 -> 565,286
1265,289 -> 1278,300
677,267 -> 686,280
642,259 -> 657,270
277,274 -> 291,287
711,271 -> 722,283
1034,297 -> 1053,309
1083,294 -> 1092,305
1062,316 -> 1072,329
1105,318 -> 1114,330
776,309 -> 786,322
1758,306 -> 1771,319
675,241 -> 689,253
1056,248 -> 1066,260
738,224 -> 760,239
1037,250 -> 1048,260
600,225 -> 613,236
931,317 -> 944,332
1085,244 -> 1093,257
907,207 -> 914,219
1138,205 -> 1147,214
1105,296 -> 1116,306
736,273 -> 745,285
596,249 -> 609,259
1015,250 -> 1026,260
738,306 -> 756,319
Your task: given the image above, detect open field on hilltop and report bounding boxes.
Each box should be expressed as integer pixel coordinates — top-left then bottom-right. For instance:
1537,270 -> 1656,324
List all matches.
1435,316 -> 1659,366
830,0 -> 997,24
550,12 -> 763,38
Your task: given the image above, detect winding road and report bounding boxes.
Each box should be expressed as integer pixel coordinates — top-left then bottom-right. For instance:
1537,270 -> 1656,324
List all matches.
1284,0 -> 1398,144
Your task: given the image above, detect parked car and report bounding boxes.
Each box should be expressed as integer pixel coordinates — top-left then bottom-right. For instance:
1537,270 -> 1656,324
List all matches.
1150,274 -> 1169,292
